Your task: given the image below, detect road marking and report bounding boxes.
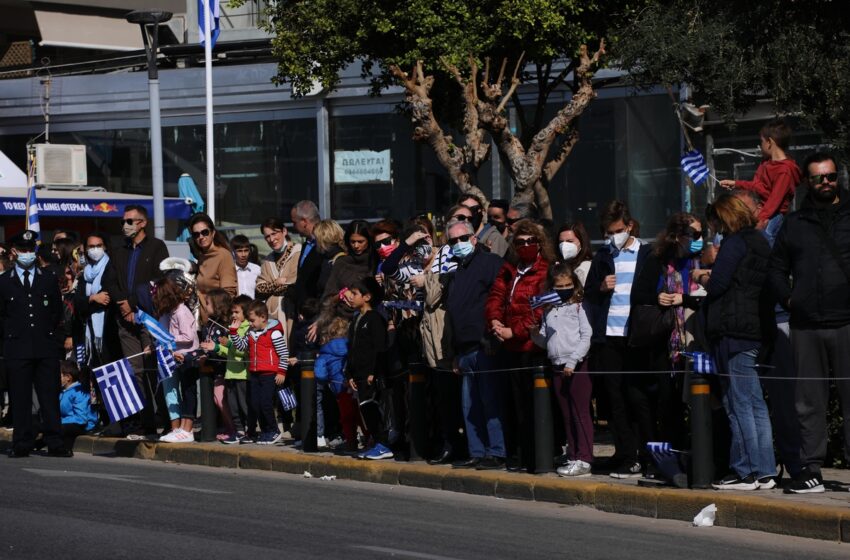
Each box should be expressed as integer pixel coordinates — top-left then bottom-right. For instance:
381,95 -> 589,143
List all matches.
22,468 -> 230,494
351,545 -> 465,560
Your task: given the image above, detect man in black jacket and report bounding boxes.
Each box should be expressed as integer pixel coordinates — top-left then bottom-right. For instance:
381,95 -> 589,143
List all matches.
109,205 -> 169,438
290,200 -> 324,311
769,152 -> 850,494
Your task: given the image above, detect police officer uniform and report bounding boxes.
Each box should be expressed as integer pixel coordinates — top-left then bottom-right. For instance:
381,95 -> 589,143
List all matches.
0,230 -> 70,457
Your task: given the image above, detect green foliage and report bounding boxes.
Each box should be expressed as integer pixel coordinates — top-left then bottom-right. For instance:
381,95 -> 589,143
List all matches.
615,0 -> 850,155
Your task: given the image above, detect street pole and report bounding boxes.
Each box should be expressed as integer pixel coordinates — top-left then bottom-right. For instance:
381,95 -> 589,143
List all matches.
203,0 -> 215,223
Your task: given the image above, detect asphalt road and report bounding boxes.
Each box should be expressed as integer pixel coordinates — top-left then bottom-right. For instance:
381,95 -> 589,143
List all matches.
0,453 -> 846,560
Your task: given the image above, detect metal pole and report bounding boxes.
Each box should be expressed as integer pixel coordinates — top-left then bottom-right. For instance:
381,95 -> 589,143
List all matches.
203,0 -> 215,223
300,358 -> 317,452
690,372 -> 714,488
408,367 -> 427,461
149,76 -> 166,240
533,365 -> 554,473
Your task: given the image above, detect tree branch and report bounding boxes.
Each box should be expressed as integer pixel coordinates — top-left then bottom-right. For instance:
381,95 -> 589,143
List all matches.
543,128 -> 580,182
495,51 -> 525,114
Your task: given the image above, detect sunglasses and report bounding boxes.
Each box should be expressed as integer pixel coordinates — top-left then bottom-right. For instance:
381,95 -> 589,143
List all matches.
506,217 -> 521,225
451,214 -> 470,222
688,229 -> 703,240
122,218 -> 143,226
376,237 -> 396,246
448,234 -> 472,246
810,172 -> 838,184
192,228 -> 212,239
513,237 -> 538,247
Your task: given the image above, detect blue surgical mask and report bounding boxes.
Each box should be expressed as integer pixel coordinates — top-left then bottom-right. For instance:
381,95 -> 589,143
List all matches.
689,239 -> 704,254
16,251 -> 36,268
451,241 -> 474,259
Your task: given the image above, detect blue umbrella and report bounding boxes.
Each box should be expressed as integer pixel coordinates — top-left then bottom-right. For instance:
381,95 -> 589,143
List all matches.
176,173 -> 205,241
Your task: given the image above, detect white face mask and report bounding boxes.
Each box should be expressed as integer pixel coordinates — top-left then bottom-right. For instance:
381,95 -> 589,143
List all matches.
87,247 -> 105,263
559,241 -> 579,261
607,231 -> 630,251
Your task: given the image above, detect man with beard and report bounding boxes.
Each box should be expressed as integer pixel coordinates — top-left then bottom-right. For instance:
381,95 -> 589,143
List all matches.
458,194 -> 509,258
769,152 -> 850,494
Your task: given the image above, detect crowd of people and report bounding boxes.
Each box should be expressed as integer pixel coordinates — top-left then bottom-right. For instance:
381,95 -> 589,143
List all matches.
1,119 -> 849,496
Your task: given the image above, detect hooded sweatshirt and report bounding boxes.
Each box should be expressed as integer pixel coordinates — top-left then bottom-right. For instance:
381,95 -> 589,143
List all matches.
735,159 -> 802,222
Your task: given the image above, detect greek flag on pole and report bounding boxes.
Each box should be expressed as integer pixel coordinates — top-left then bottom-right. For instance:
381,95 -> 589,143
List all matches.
135,309 -> 176,350
680,149 -> 710,185
530,291 -> 562,309
647,441 -> 674,454
94,358 -> 145,423
75,344 -> 87,367
156,344 -> 177,383
278,386 -> 297,411
685,351 -> 716,374
198,0 -> 220,47
25,186 -> 40,233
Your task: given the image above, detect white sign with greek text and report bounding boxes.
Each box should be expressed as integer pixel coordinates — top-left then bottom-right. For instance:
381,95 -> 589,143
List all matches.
333,149 -> 392,184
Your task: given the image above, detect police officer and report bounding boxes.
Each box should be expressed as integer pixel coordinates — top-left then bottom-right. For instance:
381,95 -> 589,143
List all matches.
0,230 -> 71,458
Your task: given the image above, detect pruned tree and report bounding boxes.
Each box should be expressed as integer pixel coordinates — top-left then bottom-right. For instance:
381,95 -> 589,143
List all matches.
230,0 -> 644,216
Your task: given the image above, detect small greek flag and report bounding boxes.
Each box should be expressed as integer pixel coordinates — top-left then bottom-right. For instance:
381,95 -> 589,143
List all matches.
94,358 -> 145,423
278,386 -> 297,411
647,441 -> 673,454
684,351 -> 716,374
530,291 -> 562,309
156,344 -> 177,383
25,186 -> 40,233
75,344 -> 87,367
135,309 -> 176,351
681,150 -> 710,185
198,0 -> 220,48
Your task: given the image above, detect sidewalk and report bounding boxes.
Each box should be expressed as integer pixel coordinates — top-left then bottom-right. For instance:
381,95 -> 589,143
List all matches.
3,429 -> 848,543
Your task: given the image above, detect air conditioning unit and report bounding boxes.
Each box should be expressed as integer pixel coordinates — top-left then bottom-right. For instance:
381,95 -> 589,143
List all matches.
34,143 -> 87,186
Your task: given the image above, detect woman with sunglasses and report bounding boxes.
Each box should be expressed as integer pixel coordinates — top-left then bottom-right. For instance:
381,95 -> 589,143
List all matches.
189,213 -> 237,322
484,219 -> 556,472
322,220 -> 376,299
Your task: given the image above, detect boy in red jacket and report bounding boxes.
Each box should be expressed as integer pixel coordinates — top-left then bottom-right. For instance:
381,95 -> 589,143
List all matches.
720,118 -> 801,243
230,300 -> 288,445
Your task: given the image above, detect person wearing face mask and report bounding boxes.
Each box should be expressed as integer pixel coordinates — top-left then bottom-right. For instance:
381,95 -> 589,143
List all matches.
487,199 -> 510,239
556,222 -> 593,286
110,204 -> 170,439
0,229 -> 71,458
584,200 -> 653,479
484,219 -> 555,472
769,152 -> 850,494
74,233 -> 120,368
459,194 -> 510,258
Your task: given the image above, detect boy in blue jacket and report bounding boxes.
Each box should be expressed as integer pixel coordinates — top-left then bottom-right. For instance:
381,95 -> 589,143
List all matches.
35,361 -> 98,453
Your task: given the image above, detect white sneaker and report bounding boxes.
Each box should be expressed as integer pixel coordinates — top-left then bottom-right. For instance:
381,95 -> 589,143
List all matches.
178,430 -> 195,443
317,436 -> 328,449
558,460 -> 592,477
159,429 -> 184,443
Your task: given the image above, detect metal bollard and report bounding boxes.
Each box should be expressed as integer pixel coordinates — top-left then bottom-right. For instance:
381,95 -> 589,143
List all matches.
690,372 -> 714,488
533,365 -> 554,473
199,371 -> 217,442
408,366 -> 427,461
300,357 -> 317,452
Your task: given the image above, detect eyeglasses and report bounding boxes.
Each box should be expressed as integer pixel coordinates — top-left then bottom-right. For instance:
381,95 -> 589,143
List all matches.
122,218 -> 143,226
448,234 -> 472,245
810,173 -> 838,184
192,228 -> 212,239
513,237 -> 538,247
376,237 -> 396,246
688,229 -> 703,240
451,214 -> 470,222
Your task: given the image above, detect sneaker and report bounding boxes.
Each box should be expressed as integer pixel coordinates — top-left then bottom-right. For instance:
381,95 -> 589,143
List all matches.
712,473 -> 759,490
609,461 -> 642,479
257,431 -> 282,446
363,443 -> 394,460
554,453 -> 571,467
784,470 -> 825,494
240,433 -> 257,444
316,436 -> 328,449
757,476 -> 777,490
179,430 -> 195,443
558,460 -> 592,477
220,434 -> 240,445
326,436 -> 344,449
475,456 -> 506,470
158,429 -> 184,443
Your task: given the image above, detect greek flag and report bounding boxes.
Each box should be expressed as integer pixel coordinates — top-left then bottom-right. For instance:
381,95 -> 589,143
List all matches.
94,358 -> 145,423
156,344 -> 177,383
685,351 -> 716,374
198,0 -> 220,48
75,344 -> 87,367
278,386 -> 297,411
135,309 -> 176,351
647,441 -> 674,454
25,186 -> 40,233
680,150 -> 710,185
530,291 -> 562,309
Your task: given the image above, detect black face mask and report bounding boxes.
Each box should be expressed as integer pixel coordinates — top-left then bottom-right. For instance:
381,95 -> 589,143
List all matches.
555,288 -> 574,303
491,221 -> 507,234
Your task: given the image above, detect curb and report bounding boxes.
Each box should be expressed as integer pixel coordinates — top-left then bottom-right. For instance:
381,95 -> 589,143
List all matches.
4,433 -> 849,542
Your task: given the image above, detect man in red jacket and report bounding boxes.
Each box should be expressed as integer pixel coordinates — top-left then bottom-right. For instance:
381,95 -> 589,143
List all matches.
720,118 -> 801,244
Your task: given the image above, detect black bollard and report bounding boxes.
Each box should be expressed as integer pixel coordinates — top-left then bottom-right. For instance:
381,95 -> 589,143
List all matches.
533,365 -> 554,473
690,372 -> 714,488
199,371 -> 217,442
408,366 -> 427,461
300,358 -> 317,452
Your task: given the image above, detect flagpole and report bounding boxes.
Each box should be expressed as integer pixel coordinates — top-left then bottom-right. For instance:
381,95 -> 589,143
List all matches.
203,0 -> 215,224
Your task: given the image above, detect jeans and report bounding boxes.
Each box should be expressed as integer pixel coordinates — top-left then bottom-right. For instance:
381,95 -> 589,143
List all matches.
763,213 -> 785,247
458,349 -> 506,458
720,348 -> 775,479
249,374 -> 277,434
161,375 -> 182,422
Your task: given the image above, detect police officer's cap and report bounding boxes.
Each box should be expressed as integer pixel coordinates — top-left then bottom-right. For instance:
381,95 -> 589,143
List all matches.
9,230 -> 39,250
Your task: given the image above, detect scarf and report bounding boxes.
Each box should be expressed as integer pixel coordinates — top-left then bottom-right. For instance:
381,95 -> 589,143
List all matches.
83,254 -> 110,344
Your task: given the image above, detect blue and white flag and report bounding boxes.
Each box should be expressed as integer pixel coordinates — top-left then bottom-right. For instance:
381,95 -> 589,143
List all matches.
155,344 -> 177,383
684,351 -> 716,374
94,358 -> 145,423
278,386 -> 297,411
75,344 -> 87,368
198,0 -> 220,48
680,149 -> 710,185
135,309 -> 176,351
530,291 -> 562,309
25,186 -> 40,233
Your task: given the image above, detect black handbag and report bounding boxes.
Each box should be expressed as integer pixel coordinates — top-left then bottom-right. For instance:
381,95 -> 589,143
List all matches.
627,304 -> 675,348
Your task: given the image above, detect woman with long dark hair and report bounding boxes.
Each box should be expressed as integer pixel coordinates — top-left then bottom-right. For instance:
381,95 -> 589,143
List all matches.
556,222 -> 593,286
188,213 -> 237,321
322,220 -> 376,298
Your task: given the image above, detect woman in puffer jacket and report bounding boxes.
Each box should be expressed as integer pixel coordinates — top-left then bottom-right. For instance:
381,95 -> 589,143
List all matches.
485,219 -> 555,473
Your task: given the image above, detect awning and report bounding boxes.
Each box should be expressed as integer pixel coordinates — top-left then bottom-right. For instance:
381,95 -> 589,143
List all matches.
34,10 -> 143,51
0,188 -> 191,219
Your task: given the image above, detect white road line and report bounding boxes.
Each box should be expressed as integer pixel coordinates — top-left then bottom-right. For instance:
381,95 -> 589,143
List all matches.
22,468 -> 231,494
351,545 -> 466,560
